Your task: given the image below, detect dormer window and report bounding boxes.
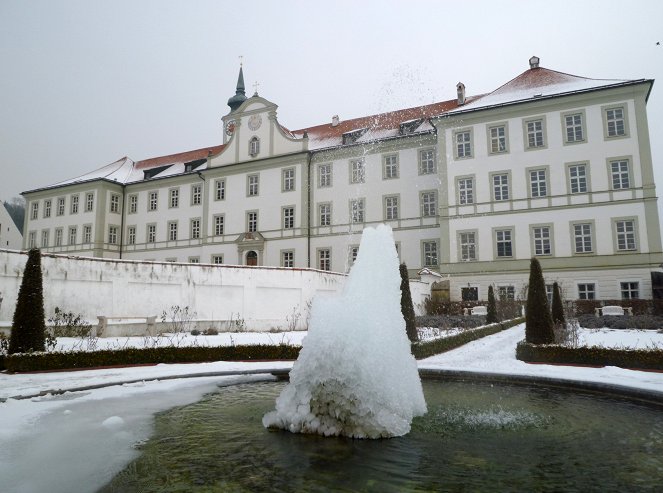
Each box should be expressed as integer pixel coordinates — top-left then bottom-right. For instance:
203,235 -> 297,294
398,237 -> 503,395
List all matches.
342,128 -> 367,145
143,165 -> 171,180
249,136 -> 260,157
399,119 -> 422,135
184,158 -> 206,172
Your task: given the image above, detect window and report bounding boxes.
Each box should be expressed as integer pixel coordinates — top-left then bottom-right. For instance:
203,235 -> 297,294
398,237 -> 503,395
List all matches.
423,241 -> 438,267
533,226 -> 551,256
108,226 -> 118,245
458,178 -> 474,205
281,250 -> 294,268
318,164 -> 332,188
578,283 -> 595,300
168,222 -> 178,241
214,215 -> 225,236
606,107 -> 626,137
247,211 -> 258,233
350,159 -> 365,184
498,286 -> 515,301
495,229 -> 513,258
70,195 -> 79,214
44,199 -> 51,218
319,203 -> 331,227
147,224 -> 156,243
350,199 -> 365,223
248,174 -> 259,196
128,194 -> 138,213
212,255 -> 224,264
620,282 -> 639,299
421,191 -> 437,217
169,188 -> 179,208
455,130 -> 472,158
383,154 -> 399,179
461,287 -> 478,301
249,136 -> 260,157
530,169 -> 547,198
68,226 -> 77,245
41,230 -> 49,248
148,191 -> 158,211
568,164 -> 588,194
191,184 -> 202,205
349,246 -> 359,265
127,226 -> 136,245
489,124 -> 507,153
574,223 -> 593,253
30,201 -> 39,220
283,207 -> 295,229
615,220 -> 636,251
215,179 -> 226,200
188,257 -> 200,264
85,192 -> 94,212
564,112 -> 585,143
110,194 -> 120,213
385,196 -> 399,221
83,225 -> 92,244
419,149 -> 436,174
492,174 -> 509,201
283,168 -> 295,191
526,119 -> 545,148
191,218 -> 201,239
610,160 -> 630,189
57,198 -> 65,216
28,231 -> 36,248
459,232 -> 476,261
318,248 -> 331,271
55,228 -> 63,247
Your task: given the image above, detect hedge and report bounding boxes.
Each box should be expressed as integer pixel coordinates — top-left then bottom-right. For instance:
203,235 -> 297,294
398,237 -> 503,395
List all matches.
411,317 -> 525,360
516,340 -> 663,372
3,344 -> 301,373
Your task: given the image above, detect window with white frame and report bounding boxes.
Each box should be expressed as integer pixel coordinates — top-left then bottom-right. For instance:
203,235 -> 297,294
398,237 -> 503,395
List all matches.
606,107 -> 626,137
419,149 -> 436,174
168,222 -> 178,241
281,250 -> 294,268
190,218 -> 201,239
533,226 -> 551,256
458,178 -> 474,205
569,164 -> 588,193
283,207 -> 295,229
384,154 -> 399,179
148,191 -> 158,211
191,184 -> 202,205
85,192 -> 94,212
127,226 -> 136,245
108,226 -> 118,245
615,220 -> 636,251
578,283 -> 595,300
110,194 -> 120,213
28,231 -> 36,248
83,225 -> 92,244
349,246 -> 359,265
350,198 -> 365,223
215,179 -> 226,200
68,226 -> 77,245
41,230 -> 49,248
283,168 -> 295,191
574,223 -> 593,253
247,211 -> 258,233
57,197 -> 65,216
128,194 -> 138,213
188,257 -> 200,264
318,163 -> 332,188
620,281 -> 639,299
350,159 -> 365,184
44,199 -> 51,218
248,174 -> 259,196
610,160 -> 630,189
526,119 -> 544,148
55,228 -> 63,247
530,170 -> 547,198
214,215 -> 224,236
455,131 -> 472,158
249,136 -> 260,157
423,241 -> 438,267
493,174 -> 509,201
498,286 -> 515,301
421,191 -> 437,217
564,113 -> 584,142
460,232 -> 476,261
495,229 -> 513,258
385,196 -> 399,220
70,195 -> 79,214
147,224 -> 156,243
489,125 -> 507,153
212,255 -> 224,264
31,201 -> 39,219
318,248 -> 331,271
319,203 -> 331,227
169,188 -> 179,208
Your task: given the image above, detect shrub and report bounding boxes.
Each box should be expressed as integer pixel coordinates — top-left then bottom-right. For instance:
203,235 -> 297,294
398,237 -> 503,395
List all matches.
525,258 -> 554,344
203,328 -> 219,336
161,305 -> 196,333
576,314 -> 663,331
48,307 -> 93,338
400,263 -> 418,342
415,314 -> 486,330
486,285 -> 498,324
551,282 -> 566,327
9,248 -> 46,354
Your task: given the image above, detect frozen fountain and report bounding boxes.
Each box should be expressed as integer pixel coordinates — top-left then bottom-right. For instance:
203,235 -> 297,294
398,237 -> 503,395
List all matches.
262,224 -> 427,438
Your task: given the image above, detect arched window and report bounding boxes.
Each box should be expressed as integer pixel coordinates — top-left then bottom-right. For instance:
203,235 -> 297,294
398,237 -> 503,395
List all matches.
246,250 -> 258,266
249,137 -> 260,157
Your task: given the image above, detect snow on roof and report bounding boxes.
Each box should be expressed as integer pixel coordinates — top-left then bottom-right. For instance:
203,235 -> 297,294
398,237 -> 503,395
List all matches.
48,156 -> 136,189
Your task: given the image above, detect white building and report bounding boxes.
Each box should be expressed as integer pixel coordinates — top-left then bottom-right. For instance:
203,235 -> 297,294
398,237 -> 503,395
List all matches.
21,57 -> 663,302
0,202 -> 22,250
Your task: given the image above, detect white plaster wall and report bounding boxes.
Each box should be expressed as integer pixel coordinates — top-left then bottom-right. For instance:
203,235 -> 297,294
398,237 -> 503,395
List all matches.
0,205 -> 22,250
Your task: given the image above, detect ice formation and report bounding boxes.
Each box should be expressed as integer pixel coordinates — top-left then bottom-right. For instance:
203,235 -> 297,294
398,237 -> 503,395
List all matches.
262,224 -> 427,438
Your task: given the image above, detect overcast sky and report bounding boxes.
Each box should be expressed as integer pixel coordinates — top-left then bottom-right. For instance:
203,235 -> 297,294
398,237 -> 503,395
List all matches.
1,0 -> 662,208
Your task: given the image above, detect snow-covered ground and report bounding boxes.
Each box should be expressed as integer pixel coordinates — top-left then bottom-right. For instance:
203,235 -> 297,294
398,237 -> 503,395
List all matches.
1,324 -> 663,493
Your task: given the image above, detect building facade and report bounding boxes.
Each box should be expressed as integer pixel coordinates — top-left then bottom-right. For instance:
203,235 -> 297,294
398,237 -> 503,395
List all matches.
0,203 -> 23,250
21,57 -> 663,301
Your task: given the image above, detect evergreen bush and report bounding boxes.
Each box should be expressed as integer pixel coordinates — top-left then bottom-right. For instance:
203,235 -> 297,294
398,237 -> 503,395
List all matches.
486,285 -> 499,324
399,263 -> 418,342
525,258 -> 554,344
9,248 -> 46,354
551,282 -> 566,327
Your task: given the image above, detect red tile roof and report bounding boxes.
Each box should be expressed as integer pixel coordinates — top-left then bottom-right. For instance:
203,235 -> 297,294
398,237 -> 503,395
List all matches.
135,144 -> 225,169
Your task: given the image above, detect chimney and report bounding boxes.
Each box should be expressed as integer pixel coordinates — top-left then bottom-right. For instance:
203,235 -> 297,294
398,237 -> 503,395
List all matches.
456,82 -> 466,105
331,115 -> 340,127
529,55 -> 540,69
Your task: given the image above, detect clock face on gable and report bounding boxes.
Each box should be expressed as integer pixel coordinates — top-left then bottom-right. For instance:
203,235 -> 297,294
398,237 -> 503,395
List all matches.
225,119 -> 236,136
248,114 -> 262,131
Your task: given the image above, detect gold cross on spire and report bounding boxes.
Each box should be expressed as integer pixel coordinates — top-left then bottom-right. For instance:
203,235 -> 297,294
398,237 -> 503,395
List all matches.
239,55 -> 243,67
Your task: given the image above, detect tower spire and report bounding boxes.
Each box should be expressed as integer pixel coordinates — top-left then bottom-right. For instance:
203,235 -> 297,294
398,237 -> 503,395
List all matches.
227,62 -> 247,112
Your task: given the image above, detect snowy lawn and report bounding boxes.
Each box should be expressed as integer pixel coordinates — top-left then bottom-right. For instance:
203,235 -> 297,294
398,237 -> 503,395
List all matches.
577,327 -> 663,349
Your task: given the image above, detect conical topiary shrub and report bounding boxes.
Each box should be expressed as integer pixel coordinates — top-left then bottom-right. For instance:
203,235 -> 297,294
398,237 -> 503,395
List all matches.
9,248 -> 46,354
399,263 -> 418,342
551,281 -> 566,327
525,257 -> 554,344
486,285 -> 499,324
